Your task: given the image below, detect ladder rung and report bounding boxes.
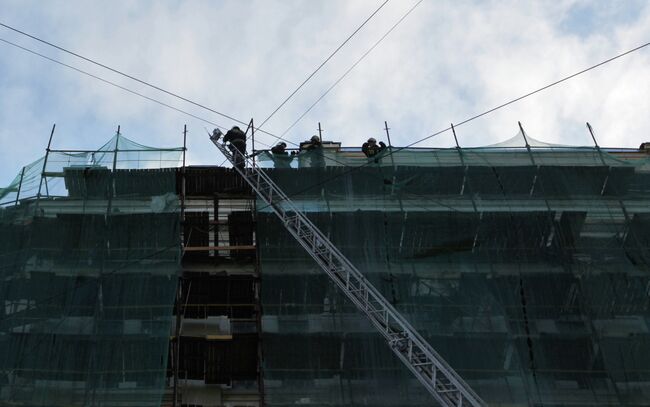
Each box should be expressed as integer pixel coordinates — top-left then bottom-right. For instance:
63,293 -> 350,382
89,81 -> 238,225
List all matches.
209,137 -> 485,407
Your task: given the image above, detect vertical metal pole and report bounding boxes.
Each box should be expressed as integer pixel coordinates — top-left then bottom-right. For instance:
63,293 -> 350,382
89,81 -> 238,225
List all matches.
587,122 -> 632,237
518,121 -> 540,194
181,125 -> 187,221
518,121 -> 531,150
384,121 -> 398,196
586,122 -> 601,151
182,125 -> 187,168
113,125 -> 120,171
174,126 -> 188,406
451,123 -> 464,179
519,122 -> 553,231
452,124 -> 478,213
587,122 -> 616,195
587,122 -> 612,168
384,121 -> 396,168
173,278 -> 182,407
518,122 -> 538,177
98,125 -> 121,400
106,126 -> 120,215
318,122 -> 323,140
14,166 -> 26,206
252,195 -> 265,405
35,123 -> 56,213
451,123 -> 461,150
44,174 -> 50,197
173,125 -> 188,407
250,118 -> 256,169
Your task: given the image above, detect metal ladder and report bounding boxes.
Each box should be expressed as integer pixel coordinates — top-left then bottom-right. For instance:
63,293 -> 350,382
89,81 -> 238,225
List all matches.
210,133 -> 486,407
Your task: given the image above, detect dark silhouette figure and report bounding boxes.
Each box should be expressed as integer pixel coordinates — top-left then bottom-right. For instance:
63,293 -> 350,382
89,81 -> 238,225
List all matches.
299,136 -> 325,167
223,126 -> 247,172
362,137 -> 387,158
271,142 -> 294,168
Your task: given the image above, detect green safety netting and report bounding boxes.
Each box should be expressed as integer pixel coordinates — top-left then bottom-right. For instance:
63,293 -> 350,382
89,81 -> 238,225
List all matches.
0,133 -> 183,205
0,132 -> 182,406
257,131 -> 648,170
257,138 -> 650,406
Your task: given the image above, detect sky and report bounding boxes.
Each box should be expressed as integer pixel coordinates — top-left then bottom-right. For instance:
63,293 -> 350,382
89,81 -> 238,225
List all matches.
0,0 -> 649,185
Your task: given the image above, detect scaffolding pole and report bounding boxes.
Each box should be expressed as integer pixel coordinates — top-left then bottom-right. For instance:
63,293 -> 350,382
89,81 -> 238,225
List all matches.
210,131 -> 486,407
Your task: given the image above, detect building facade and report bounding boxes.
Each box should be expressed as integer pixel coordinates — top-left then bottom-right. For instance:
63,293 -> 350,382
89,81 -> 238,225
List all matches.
1,133 -> 650,406
257,144 -> 650,406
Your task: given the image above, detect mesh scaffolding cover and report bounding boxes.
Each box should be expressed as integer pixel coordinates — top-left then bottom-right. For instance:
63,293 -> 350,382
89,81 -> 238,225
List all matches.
257,146 -> 650,406
0,133 -> 182,406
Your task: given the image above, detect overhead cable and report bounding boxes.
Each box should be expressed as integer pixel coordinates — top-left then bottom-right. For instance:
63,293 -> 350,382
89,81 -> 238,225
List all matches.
257,0 -> 391,131
0,21 -> 279,141
1,16 -> 464,223
278,0 -> 423,142
408,40 -> 650,148
0,38 -> 273,149
256,39 -> 650,211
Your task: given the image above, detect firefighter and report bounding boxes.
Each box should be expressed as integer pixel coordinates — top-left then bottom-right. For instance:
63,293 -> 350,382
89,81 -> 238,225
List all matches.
301,135 -> 322,151
271,142 -> 294,169
223,126 -> 247,171
271,142 -> 288,155
299,135 -> 324,167
362,137 -> 387,158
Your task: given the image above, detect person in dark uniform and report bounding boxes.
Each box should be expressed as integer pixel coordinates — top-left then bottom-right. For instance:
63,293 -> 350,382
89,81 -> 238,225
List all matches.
299,135 -> 324,167
301,135 -> 322,151
223,126 -> 247,172
362,137 -> 387,158
271,142 -> 288,155
270,142 -> 294,168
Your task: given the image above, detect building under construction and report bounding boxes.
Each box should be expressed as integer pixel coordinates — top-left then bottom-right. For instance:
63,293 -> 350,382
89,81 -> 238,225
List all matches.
1,126 -> 650,406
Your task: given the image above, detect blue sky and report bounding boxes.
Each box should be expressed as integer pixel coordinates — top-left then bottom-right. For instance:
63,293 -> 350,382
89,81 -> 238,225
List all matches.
1,0 -> 649,185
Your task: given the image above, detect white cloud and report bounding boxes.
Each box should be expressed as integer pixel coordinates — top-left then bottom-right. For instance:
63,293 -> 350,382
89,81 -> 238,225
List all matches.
0,0 -> 649,185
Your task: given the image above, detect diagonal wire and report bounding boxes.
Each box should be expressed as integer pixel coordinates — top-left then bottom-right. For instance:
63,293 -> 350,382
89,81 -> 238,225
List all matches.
256,0 -> 391,131
409,40 -> 650,148
255,39 -> 650,212
277,0 -> 423,143
0,38 -> 227,130
0,37 -> 275,151
1,14 -> 385,150
0,21 -> 280,140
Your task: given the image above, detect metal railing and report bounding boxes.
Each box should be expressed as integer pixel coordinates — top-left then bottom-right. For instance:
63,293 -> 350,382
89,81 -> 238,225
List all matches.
210,132 -> 486,407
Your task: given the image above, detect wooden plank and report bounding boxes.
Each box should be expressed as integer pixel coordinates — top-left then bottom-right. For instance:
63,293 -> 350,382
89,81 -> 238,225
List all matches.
184,245 -> 256,252
205,334 -> 233,341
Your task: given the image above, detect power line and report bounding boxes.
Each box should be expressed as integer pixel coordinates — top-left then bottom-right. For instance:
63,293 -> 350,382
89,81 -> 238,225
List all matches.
257,0 -> 391,131
410,40 -> 650,148
0,21 -> 279,141
278,0 -> 423,143
3,27 -> 645,344
2,19 -> 647,172
253,36 -> 650,193
0,35 -> 356,173
256,38 -> 650,212
1,14 -> 383,151
0,37 -> 274,150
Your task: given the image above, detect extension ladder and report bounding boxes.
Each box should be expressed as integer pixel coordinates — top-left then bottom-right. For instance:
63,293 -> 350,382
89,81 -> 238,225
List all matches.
210,133 -> 486,407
